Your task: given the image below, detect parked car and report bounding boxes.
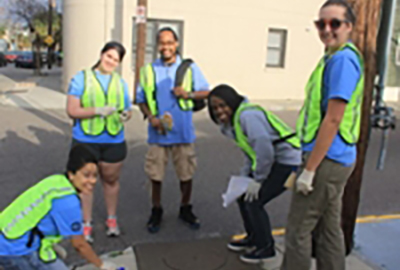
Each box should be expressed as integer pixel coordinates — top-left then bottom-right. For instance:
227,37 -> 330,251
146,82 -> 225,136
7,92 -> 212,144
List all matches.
4,51 -> 21,63
0,52 -> 7,67
15,52 -> 43,69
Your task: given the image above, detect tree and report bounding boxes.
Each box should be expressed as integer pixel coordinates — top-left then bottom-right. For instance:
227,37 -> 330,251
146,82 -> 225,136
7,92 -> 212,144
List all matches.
0,24 -> 6,38
32,10 -> 61,37
7,0 -> 47,33
7,0 -> 47,75
341,0 -> 383,255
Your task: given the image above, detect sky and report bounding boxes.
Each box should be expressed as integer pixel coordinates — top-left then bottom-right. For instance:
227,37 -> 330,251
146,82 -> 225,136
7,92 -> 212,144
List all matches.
0,0 -> 63,25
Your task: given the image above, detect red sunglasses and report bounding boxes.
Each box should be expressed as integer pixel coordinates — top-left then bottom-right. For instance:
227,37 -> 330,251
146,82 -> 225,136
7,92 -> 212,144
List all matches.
314,19 -> 349,31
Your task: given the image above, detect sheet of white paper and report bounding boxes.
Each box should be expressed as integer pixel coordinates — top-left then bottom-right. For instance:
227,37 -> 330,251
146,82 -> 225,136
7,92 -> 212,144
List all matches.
222,176 -> 253,208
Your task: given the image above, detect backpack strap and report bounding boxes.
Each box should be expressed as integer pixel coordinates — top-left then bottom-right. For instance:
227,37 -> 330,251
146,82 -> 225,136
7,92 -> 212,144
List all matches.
272,133 -> 297,146
175,59 -> 194,87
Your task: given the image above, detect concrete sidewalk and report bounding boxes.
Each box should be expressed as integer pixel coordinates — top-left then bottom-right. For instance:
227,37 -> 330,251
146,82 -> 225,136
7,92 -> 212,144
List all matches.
73,247 -> 137,270
73,236 -> 378,270
269,236 -> 379,270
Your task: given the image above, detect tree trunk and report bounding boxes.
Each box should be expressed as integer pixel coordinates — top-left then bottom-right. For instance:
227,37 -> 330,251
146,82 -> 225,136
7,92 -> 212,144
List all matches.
33,33 -> 42,76
341,0 -> 382,255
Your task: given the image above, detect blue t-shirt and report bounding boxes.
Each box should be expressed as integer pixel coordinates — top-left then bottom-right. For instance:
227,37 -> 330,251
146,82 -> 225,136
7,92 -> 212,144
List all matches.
0,194 -> 83,256
136,56 -> 209,145
68,70 -> 132,144
302,46 -> 362,166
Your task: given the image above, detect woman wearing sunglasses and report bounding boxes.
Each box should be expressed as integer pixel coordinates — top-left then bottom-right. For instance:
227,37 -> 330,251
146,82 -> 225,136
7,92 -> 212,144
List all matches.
281,1 -> 364,270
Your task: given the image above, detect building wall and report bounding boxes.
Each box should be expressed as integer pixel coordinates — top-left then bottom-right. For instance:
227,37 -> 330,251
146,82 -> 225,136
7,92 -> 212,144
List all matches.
385,0 -> 400,101
63,0 -> 325,100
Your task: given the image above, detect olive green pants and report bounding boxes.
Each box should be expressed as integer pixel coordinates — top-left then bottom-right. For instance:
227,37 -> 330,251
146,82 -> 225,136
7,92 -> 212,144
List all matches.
281,157 -> 354,270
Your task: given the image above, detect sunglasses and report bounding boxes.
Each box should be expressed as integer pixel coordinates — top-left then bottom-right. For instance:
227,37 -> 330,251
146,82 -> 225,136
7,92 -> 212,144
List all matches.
314,19 -> 349,31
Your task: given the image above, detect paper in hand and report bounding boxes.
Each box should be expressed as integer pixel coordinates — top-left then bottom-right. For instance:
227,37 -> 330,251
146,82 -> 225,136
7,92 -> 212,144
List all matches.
222,176 -> 253,208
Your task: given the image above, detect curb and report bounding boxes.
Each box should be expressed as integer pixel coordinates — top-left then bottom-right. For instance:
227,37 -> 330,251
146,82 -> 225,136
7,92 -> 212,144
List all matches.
15,82 -> 37,88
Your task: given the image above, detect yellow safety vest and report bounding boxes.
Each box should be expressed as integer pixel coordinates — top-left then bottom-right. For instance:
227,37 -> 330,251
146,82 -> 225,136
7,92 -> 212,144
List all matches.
0,174 -> 77,262
139,63 -> 194,115
296,43 -> 365,145
81,69 -> 125,136
234,103 -> 300,171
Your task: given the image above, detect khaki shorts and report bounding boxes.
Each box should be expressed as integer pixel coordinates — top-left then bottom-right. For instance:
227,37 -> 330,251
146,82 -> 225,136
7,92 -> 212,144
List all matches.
145,144 -> 197,182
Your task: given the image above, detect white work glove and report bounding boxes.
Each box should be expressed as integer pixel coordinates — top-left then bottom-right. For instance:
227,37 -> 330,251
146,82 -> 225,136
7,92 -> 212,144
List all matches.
119,110 -> 130,122
95,106 -> 116,117
100,260 -> 118,270
296,169 -> 315,195
53,244 -> 67,260
244,180 -> 261,202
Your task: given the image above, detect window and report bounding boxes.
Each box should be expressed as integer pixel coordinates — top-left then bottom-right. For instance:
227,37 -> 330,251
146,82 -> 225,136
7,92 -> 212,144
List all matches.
132,19 -> 184,68
266,29 -> 287,68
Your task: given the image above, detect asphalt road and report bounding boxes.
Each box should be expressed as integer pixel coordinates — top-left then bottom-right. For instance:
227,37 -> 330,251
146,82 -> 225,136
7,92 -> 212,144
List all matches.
0,104 -> 399,265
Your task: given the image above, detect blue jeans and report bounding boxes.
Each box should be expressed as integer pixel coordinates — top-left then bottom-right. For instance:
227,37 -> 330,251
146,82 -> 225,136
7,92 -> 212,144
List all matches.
0,252 -> 68,270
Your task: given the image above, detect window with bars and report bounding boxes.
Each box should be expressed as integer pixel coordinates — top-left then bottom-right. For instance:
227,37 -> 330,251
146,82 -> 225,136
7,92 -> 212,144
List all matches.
266,28 -> 287,68
132,18 -> 184,68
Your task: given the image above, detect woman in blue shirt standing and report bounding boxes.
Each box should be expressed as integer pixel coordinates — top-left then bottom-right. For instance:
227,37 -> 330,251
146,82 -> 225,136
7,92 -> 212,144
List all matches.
66,41 -> 132,243
281,1 -> 363,270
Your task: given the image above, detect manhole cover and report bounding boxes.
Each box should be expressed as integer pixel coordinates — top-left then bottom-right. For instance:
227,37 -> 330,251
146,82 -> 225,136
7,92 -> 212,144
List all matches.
163,245 -> 227,270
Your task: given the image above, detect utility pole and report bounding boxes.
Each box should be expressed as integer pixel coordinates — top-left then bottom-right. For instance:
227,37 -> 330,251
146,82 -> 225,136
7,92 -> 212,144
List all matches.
341,0 -> 383,255
133,0 -> 148,103
47,0 -> 55,69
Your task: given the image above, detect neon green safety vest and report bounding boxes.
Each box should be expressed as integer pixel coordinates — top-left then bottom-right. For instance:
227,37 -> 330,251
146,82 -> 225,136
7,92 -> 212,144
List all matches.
0,174 -> 77,262
297,43 -> 365,145
140,63 -> 194,115
81,69 -> 125,136
233,103 -> 301,171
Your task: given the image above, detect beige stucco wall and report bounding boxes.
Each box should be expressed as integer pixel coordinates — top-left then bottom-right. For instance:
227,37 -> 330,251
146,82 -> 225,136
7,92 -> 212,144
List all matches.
63,0 -> 325,100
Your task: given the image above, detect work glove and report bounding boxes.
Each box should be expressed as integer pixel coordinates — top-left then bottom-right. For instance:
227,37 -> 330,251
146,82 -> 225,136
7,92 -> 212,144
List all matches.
100,260 -> 118,270
119,110 -> 130,122
296,169 -> 315,195
244,180 -> 261,202
53,244 -> 67,260
95,106 -> 116,117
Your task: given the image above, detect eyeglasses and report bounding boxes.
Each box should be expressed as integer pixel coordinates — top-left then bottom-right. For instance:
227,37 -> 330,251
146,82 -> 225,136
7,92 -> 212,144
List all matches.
314,19 -> 349,31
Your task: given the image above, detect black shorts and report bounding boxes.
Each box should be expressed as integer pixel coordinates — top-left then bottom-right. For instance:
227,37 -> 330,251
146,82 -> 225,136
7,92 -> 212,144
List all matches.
71,139 -> 127,163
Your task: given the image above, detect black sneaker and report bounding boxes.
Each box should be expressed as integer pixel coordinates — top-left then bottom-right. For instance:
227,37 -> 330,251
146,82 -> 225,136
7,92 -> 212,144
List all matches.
227,236 -> 254,252
147,207 -> 163,233
179,204 -> 200,230
240,246 -> 276,264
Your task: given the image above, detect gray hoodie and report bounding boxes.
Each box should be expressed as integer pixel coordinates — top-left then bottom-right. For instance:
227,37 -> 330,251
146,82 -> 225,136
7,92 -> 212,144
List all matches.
221,107 -> 301,181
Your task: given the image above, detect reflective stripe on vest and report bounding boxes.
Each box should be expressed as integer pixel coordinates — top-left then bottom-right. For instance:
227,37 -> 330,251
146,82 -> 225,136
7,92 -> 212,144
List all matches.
140,63 -> 194,116
233,103 -> 300,171
296,43 -> 364,145
81,69 -> 125,136
0,175 -> 76,262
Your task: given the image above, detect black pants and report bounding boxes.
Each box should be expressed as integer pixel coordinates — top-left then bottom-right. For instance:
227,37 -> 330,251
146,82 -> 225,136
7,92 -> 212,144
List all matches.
237,162 -> 294,249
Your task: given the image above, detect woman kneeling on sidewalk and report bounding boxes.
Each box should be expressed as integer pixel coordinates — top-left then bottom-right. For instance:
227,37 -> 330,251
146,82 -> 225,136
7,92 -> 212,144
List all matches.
207,85 -> 301,263
0,145 -> 120,270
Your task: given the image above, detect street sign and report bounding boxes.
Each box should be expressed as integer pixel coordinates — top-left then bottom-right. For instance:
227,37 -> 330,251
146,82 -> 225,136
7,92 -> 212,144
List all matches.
44,35 -> 54,46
